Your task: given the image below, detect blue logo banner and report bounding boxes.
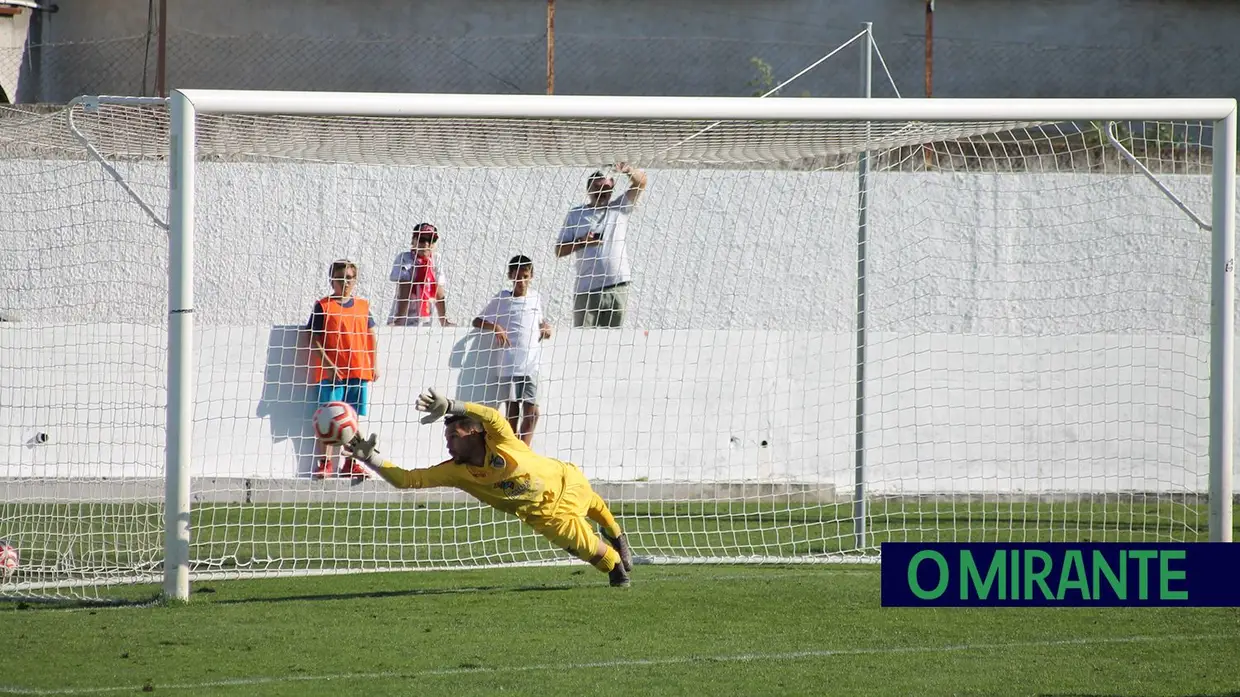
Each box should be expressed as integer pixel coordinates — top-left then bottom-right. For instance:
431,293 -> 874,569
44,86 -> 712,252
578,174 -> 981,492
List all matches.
880,542 -> 1240,607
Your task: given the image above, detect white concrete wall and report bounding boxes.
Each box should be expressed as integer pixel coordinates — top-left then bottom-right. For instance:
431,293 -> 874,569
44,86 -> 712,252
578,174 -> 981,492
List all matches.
0,325 -> 1219,494
0,8 -> 31,101
0,162 -> 1217,333
0,161 -> 1228,493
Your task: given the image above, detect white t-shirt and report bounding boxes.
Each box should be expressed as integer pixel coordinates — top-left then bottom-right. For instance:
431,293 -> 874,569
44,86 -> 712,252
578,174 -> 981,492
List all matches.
387,251 -> 446,325
477,289 -> 545,378
557,191 -> 636,294
389,250 -> 446,286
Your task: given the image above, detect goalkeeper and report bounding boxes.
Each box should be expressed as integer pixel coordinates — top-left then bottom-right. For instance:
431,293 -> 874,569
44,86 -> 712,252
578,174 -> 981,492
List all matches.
344,388 -> 634,587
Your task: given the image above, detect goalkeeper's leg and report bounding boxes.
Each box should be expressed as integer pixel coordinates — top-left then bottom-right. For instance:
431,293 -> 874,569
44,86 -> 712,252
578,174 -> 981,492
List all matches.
528,515 -> 629,587
585,491 -> 631,572
537,463 -> 632,583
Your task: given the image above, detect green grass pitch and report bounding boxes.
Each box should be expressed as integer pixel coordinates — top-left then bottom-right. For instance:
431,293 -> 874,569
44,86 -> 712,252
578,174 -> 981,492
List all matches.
1,501 -> 1238,696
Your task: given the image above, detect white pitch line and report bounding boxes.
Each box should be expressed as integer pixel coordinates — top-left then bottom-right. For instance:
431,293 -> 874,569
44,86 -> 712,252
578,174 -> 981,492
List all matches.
0,633 -> 1233,696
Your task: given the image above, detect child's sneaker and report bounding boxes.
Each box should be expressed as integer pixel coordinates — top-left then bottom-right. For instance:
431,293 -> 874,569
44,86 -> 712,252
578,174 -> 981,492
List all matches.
312,458 -> 333,480
340,459 -> 369,482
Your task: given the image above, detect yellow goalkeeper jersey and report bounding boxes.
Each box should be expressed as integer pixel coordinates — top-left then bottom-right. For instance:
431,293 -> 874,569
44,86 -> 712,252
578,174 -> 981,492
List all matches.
372,402 -> 573,521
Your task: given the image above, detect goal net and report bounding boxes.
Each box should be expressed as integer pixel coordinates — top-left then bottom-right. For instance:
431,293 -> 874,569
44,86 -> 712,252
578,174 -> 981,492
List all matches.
0,93 -> 1233,601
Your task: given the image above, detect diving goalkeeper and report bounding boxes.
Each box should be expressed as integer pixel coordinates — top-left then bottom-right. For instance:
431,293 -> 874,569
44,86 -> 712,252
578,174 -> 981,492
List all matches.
344,388 -> 634,587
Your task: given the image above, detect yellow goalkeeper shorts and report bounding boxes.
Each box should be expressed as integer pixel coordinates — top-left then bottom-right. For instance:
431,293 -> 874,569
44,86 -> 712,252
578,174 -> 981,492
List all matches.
526,464 -> 602,562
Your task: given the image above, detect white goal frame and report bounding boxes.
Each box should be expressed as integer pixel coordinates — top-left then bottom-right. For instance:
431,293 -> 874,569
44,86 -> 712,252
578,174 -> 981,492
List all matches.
162,89 -> 1237,601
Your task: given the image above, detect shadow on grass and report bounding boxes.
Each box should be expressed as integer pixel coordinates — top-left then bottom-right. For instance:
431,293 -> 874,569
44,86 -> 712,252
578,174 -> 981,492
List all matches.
205,582 -> 585,605
0,582 -> 594,610
0,594 -> 163,611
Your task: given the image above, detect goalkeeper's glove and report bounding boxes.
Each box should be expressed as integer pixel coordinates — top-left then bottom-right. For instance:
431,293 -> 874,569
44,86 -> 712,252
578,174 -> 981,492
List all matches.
344,432 -> 385,471
415,387 -> 465,424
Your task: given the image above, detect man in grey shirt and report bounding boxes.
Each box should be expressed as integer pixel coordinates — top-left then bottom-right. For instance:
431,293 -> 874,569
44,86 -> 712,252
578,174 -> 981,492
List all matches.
555,162 -> 648,328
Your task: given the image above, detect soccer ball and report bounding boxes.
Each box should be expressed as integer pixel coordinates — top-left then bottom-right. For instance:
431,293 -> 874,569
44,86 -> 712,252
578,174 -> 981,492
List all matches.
313,401 -> 360,446
0,540 -> 18,577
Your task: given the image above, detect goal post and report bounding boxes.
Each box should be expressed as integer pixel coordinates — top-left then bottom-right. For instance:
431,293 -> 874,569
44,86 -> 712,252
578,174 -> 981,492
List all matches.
0,90 -> 1234,602
166,92 -> 196,602
162,89 -> 1234,599
1211,106 -> 1237,547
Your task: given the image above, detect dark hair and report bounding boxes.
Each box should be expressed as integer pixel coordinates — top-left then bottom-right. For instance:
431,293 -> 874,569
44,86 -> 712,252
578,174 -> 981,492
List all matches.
587,170 -> 612,190
508,254 -> 534,277
444,413 -> 483,433
413,222 -> 439,240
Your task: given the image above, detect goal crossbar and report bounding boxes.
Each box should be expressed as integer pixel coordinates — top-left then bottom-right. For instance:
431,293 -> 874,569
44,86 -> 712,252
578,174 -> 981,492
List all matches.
171,89 -> 1237,122
159,89 -> 1237,601
90,90 -> 1236,600
5,90 -> 1239,603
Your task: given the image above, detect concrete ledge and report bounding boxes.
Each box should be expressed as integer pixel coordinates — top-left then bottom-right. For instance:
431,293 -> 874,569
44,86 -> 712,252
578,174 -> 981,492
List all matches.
0,477 -> 1225,505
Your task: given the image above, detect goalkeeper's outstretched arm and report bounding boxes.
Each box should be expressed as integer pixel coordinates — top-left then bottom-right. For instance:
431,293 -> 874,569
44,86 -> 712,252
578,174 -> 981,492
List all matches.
459,401 -> 521,445
344,433 -> 453,489
415,388 -> 522,446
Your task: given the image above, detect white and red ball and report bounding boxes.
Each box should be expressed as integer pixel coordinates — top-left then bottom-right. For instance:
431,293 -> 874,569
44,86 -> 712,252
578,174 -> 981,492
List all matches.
0,540 -> 18,577
313,401 -> 360,446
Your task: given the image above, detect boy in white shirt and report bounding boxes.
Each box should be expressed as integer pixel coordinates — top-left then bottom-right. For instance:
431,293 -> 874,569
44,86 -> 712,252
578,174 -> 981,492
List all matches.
472,255 -> 553,445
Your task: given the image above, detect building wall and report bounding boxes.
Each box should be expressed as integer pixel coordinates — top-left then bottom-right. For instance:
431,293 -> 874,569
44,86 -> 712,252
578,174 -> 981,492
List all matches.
0,159 -> 1226,491
12,0 -> 1240,102
0,163 -> 1217,333
1,324 -> 1220,494
0,7 -> 31,101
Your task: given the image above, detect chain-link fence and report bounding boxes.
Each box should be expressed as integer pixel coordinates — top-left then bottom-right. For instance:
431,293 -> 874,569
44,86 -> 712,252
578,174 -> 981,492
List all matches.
1,30 -> 873,103
1,27 -> 1237,106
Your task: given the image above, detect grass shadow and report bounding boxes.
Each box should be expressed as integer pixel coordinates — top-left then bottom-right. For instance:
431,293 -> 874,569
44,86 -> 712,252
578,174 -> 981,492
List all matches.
205,582 -> 582,605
